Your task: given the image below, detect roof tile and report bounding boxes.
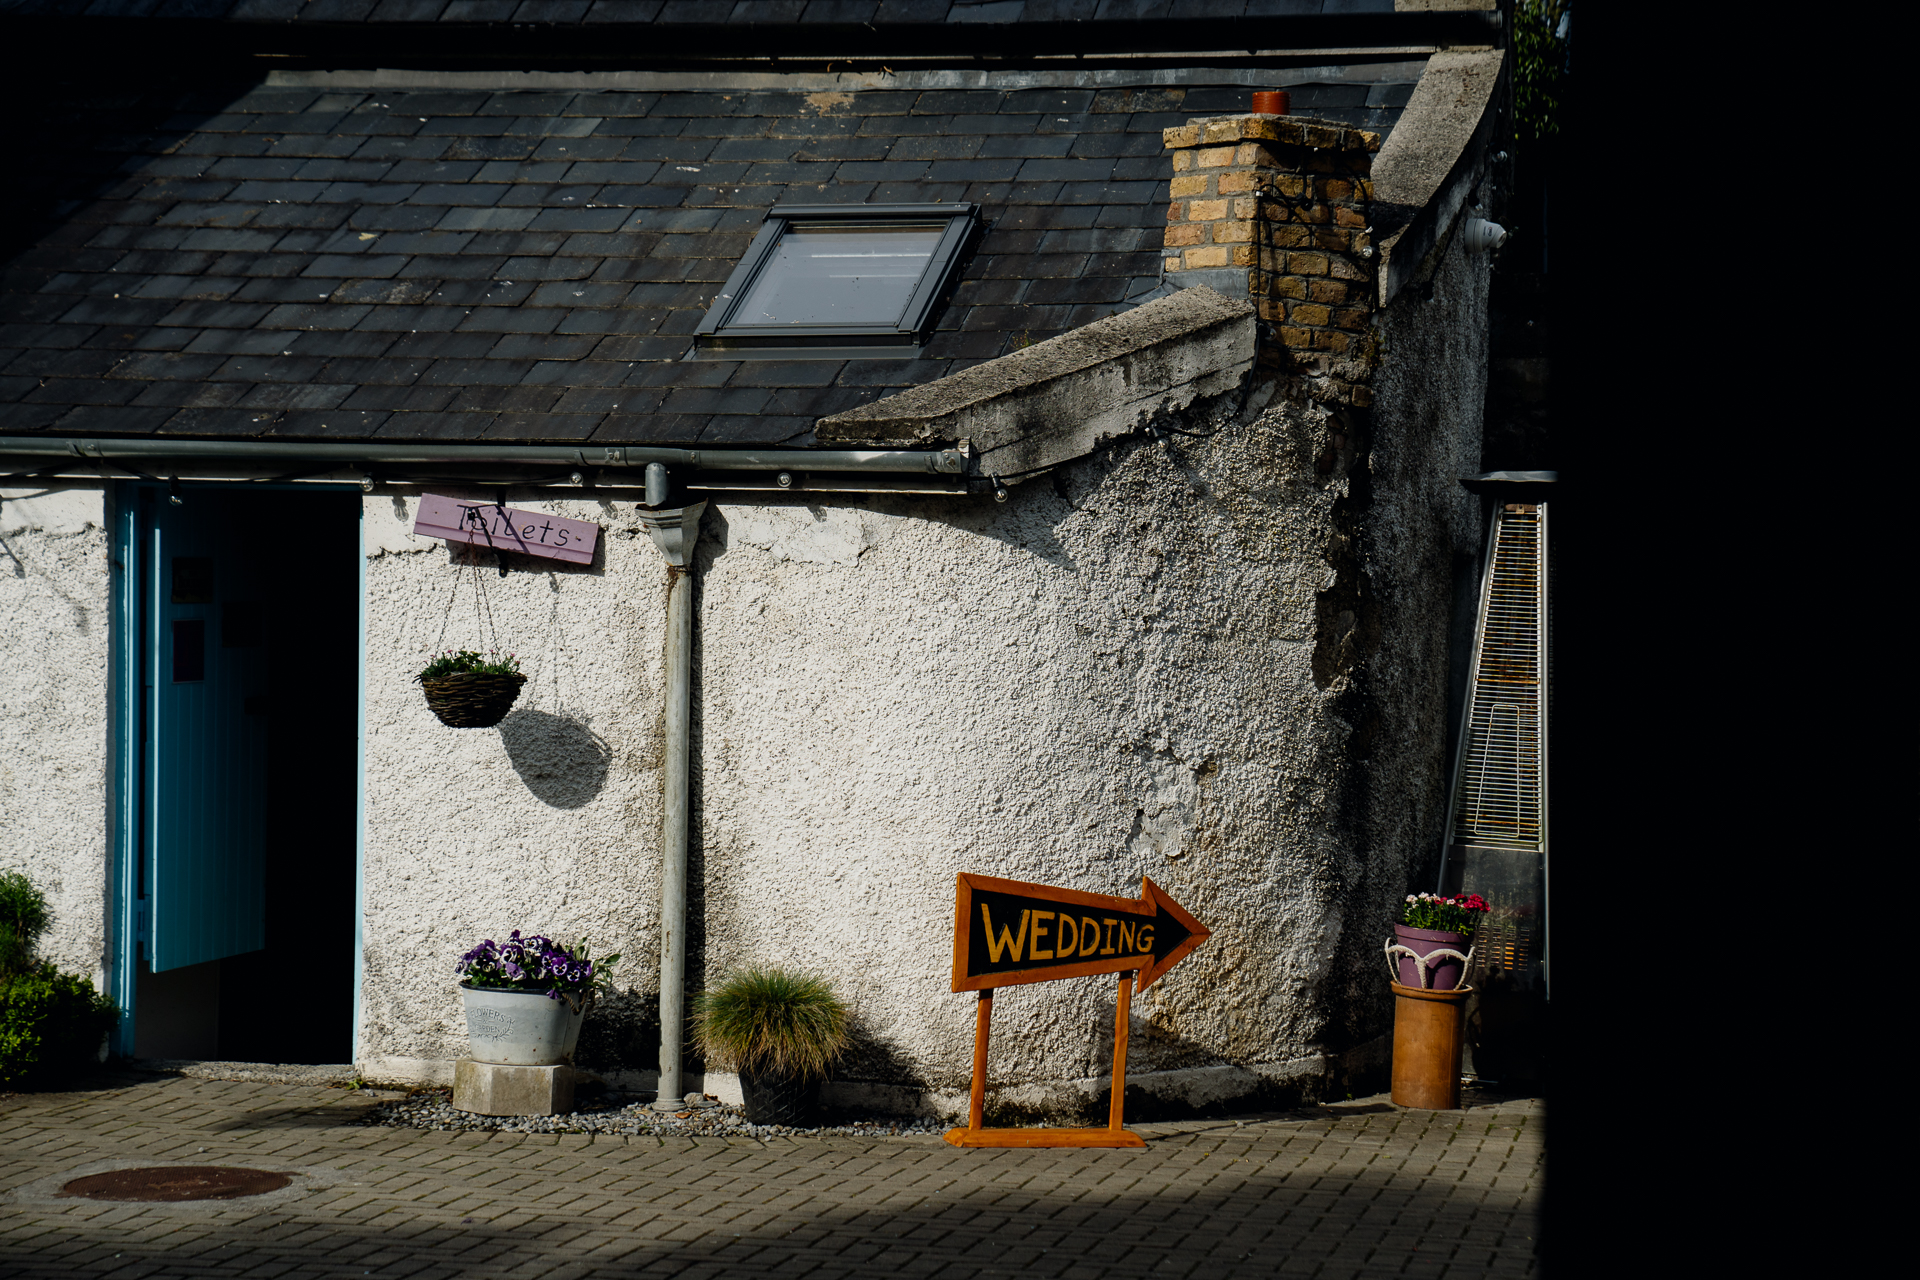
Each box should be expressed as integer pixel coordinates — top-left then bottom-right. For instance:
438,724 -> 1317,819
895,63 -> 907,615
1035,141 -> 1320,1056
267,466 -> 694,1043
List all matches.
483,333 -> 599,359
369,409 -> 495,438
385,331 -> 500,359
237,383 -> 356,411
52,404 -> 181,434
449,385 -> 563,412
25,376 -> 143,407
551,386 -> 664,413
0,402 -> 70,433
180,329 -> 305,355
416,357 -> 537,385
531,360 -> 637,390
589,412 -> 700,442
485,409 -> 606,439
342,384 -> 457,411
323,357 -> 434,386
698,413 -> 812,444
129,381 -> 249,409
292,329 -> 405,357
258,409 -> 397,438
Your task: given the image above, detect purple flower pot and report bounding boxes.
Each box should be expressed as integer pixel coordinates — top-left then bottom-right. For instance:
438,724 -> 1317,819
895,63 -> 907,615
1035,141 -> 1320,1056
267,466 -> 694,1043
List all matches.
1391,924 -> 1472,991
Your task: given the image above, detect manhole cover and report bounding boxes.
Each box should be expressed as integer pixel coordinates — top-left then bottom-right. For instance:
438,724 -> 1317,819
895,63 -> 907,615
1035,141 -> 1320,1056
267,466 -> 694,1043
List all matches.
57,1166 -> 294,1202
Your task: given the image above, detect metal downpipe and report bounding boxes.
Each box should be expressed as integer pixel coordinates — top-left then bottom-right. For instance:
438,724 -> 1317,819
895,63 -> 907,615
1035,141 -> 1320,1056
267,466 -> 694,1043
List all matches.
639,499 -> 706,1112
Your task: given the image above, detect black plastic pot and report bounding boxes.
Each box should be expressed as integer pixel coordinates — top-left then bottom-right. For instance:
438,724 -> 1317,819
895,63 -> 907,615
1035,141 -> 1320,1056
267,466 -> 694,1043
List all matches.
739,1070 -> 814,1126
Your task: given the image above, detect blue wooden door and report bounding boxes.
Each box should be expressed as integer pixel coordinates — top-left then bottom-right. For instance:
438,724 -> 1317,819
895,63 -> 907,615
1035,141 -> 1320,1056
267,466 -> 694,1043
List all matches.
145,496 -> 269,971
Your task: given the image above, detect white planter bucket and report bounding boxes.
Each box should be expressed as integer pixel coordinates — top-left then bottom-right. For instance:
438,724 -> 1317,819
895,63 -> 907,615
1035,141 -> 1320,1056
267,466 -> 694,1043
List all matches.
460,984 -> 587,1066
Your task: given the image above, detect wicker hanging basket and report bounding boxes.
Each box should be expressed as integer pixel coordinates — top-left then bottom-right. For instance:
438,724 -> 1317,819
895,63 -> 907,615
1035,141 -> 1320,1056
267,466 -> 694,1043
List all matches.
420,673 -> 527,728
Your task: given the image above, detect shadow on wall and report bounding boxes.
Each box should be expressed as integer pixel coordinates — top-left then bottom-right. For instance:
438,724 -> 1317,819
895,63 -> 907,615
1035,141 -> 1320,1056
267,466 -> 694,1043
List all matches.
831,1015 -> 934,1090
498,709 -> 612,809
574,988 -> 660,1075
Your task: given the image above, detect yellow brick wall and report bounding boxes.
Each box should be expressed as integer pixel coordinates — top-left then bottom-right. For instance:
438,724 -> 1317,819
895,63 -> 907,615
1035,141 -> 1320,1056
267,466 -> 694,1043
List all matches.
1161,113 -> 1384,407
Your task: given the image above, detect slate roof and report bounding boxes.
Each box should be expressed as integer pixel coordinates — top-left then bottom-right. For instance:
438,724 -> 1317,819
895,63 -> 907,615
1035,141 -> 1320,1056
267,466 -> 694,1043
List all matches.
0,73 -> 1419,448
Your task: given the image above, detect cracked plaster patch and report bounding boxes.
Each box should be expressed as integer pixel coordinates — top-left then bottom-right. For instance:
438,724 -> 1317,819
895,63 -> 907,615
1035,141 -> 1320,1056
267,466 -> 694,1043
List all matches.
722,504 -> 897,567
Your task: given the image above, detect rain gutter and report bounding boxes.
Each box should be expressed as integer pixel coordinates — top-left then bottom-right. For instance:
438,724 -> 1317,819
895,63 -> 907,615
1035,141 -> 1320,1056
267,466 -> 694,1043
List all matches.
0,436 -> 966,476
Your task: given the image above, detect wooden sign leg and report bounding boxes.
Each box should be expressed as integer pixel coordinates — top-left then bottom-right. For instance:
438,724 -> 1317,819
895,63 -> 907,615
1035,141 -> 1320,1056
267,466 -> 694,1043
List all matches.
968,989 -> 992,1133
945,976 -> 1145,1149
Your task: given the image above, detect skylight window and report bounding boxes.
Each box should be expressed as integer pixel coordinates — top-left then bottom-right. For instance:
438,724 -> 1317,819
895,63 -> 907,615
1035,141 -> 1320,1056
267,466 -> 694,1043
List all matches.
693,203 -> 977,359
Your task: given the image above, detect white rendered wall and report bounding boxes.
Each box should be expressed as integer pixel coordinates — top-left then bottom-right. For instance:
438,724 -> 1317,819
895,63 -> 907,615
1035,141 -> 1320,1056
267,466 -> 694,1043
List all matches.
357,493 -> 667,1079
0,485 -> 111,988
351,388 -> 1452,1116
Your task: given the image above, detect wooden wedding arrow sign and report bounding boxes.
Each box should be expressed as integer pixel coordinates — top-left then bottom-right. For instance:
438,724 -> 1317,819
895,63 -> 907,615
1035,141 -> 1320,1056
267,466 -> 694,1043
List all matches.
951,873 -> 1210,994
944,873 -> 1211,1150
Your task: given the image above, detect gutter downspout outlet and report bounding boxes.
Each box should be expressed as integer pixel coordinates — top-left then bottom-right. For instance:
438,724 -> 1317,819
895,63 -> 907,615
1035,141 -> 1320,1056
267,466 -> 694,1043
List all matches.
638,500 -> 708,1112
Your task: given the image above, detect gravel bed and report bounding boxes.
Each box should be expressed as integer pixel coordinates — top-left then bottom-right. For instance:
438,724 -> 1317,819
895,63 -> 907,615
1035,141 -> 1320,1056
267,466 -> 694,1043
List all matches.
358,1087 -> 949,1139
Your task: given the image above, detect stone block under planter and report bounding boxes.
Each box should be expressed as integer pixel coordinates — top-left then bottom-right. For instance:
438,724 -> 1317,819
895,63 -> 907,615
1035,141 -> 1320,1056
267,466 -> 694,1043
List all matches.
452,1059 -> 575,1117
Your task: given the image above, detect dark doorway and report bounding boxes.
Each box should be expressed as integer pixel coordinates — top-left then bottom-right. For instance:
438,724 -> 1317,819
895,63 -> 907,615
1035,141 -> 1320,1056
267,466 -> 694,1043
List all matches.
131,486 -> 359,1064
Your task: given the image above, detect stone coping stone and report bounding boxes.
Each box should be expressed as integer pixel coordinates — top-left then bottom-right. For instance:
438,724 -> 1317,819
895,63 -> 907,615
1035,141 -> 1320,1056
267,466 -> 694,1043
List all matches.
816,284 -> 1252,448
1163,113 -> 1383,153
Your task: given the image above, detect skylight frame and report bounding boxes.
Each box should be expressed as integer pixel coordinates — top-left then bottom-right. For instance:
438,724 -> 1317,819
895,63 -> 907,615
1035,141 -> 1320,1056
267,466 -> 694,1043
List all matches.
692,203 -> 978,358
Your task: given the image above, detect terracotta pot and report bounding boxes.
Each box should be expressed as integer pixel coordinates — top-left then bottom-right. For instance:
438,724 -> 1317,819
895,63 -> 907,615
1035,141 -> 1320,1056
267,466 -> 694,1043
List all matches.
1390,982 -> 1471,1109
1391,923 -> 1472,991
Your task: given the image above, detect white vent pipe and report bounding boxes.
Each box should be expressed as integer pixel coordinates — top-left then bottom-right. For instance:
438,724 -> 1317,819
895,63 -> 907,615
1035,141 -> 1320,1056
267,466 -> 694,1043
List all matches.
1463,218 -> 1509,254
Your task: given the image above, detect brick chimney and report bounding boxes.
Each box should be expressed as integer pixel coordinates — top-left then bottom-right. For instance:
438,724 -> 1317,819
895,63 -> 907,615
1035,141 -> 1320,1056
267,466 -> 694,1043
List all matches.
1161,114 -> 1382,407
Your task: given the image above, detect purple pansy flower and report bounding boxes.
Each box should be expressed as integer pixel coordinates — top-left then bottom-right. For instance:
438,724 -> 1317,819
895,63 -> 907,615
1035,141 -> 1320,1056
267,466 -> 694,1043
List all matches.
456,929 -> 620,1002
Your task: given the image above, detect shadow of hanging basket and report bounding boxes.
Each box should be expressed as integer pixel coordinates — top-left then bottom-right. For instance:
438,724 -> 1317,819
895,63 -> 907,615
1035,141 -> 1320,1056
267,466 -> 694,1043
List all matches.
421,673 -> 528,728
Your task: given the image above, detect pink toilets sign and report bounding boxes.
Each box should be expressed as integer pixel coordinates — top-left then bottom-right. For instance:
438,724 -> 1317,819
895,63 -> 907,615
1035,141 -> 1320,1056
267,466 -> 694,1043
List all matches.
412,494 -> 601,566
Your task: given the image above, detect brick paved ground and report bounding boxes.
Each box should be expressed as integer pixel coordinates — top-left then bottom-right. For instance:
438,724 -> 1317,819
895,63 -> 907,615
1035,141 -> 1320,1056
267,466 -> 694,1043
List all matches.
1,1071 -> 1540,1279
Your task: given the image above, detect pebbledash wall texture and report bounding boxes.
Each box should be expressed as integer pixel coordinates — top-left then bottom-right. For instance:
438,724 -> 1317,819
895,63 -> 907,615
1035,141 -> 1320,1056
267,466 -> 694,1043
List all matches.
0,487 -> 114,992
351,205 -> 1487,1120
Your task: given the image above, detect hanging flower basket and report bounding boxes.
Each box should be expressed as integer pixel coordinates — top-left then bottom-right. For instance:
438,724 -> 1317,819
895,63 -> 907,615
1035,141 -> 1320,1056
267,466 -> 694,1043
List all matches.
421,673 -> 526,728
417,649 -> 525,728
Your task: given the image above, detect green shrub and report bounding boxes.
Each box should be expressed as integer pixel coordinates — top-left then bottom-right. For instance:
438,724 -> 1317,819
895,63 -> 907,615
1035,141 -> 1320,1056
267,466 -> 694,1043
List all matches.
691,966 -> 849,1080
0,869 -> 51,977
1,965 -> 118,1088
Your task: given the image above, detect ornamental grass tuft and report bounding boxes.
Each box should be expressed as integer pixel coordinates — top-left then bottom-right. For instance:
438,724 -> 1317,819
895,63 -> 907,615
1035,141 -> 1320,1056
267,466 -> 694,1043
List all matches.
692,967 -> 850,1080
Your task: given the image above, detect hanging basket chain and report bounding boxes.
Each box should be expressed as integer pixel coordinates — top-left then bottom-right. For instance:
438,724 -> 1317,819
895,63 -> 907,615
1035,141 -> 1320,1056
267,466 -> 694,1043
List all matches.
470,535 -> 499,656
431,502 -> 506,661
420,498 -> 526,725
